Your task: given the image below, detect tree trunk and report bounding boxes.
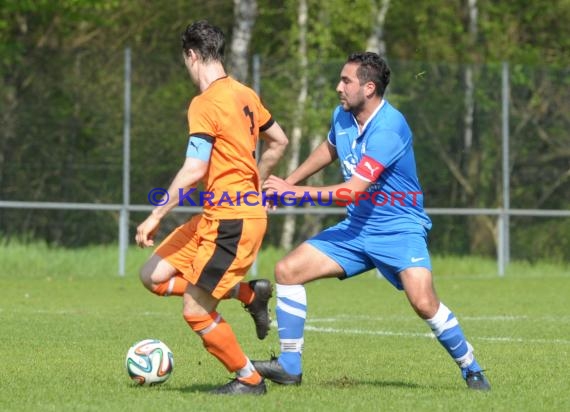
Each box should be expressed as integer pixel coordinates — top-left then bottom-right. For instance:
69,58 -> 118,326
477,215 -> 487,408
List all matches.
0,82 -> 17,197
366,0 -> 391,56
229,0 -> 258,83
463,0 -> 494,254
302,132 -> 325,238
280,0 -> 308,251
0,80 -> 18,230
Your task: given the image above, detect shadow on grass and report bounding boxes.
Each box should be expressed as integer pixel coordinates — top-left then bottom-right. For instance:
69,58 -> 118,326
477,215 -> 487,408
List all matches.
126,382 -> 219,394
318,375 -> 450,390
164,380 -> 276,394
173,381 -> 425,393
131,376 -> 451,394
168,384 -> 219,394
159,377 -> 429,390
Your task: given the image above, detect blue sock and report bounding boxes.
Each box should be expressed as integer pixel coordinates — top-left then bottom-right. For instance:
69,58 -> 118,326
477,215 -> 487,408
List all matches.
275,284 -> 306,375
425,302 -> 482,378
461,357 -> 482,379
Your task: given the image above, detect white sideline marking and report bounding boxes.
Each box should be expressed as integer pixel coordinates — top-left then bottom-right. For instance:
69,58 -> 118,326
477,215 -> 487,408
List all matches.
303,325 -> 570,345
308,314 -> 570,322
4,309 -> 569,345
305,325 -> 434,339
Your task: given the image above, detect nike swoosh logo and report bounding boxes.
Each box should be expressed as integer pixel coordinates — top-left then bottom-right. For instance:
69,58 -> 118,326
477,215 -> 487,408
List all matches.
411,257 -> 425,263
450,341 -> 464,351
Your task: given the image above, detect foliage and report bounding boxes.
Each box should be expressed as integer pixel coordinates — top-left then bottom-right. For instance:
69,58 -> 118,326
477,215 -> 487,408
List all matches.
0,0 -> 569,260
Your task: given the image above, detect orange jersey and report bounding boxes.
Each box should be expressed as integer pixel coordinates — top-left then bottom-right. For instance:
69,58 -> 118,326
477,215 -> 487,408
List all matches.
188,76 -> 273,219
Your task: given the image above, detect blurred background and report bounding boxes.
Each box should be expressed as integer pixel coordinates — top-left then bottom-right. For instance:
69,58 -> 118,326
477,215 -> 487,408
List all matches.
1,0 -> 569,271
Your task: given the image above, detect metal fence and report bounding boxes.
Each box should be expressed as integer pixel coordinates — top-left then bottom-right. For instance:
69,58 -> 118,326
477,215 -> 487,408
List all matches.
1,48 -> 569,276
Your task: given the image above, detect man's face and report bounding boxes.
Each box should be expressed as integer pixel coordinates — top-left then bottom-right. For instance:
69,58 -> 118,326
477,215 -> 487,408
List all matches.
336,62 -> 366,113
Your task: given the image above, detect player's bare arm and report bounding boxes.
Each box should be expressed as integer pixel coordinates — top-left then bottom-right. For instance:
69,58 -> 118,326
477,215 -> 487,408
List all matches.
257,122 -> 289,184
135,157 -> 208,248
263,173 -> 371,203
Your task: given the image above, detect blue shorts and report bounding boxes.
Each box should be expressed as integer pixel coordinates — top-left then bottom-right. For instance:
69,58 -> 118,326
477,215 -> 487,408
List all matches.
306,218 -> 432,290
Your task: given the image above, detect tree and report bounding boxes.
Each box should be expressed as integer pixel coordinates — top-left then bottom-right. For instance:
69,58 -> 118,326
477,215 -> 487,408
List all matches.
280,0 -> 308,250
366,0 -> 390,56
229,0 -> 258,83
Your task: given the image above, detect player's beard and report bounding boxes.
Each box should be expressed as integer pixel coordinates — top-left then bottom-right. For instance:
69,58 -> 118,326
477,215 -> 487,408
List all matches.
342,98 -> 366,117
339,90 -> 365,115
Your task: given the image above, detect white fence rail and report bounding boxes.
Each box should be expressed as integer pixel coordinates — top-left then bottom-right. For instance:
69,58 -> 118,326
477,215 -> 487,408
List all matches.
2,199 -> 569,276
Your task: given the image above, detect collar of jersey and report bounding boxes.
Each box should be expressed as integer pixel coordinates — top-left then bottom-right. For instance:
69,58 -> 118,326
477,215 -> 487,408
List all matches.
351,99 -> 386,138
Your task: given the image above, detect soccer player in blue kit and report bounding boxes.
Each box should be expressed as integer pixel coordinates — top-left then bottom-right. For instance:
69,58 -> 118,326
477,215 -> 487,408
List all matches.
257,52 -> 491,391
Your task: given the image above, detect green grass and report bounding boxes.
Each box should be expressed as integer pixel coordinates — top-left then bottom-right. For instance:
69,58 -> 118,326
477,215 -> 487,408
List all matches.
1,242 -> 570,411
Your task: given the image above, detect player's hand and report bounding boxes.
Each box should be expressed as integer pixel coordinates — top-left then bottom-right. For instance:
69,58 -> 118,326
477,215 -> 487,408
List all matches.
263,175 -> 294,196
135,215 -> 161,248
263,195 -> 278,212
263,175 -> 298,207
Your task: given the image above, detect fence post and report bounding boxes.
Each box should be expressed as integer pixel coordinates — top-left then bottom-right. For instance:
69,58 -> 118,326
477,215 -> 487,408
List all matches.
501,61 -> 510,275
497,214 -> 505,276
119,47 -> 132,276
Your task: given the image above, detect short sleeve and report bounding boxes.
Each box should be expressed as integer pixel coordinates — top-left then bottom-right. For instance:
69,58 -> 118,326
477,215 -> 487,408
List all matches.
188,98 -> 217,138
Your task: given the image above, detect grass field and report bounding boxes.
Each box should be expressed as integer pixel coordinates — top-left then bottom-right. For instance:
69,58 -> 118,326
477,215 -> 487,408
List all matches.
1,242 -> 569,411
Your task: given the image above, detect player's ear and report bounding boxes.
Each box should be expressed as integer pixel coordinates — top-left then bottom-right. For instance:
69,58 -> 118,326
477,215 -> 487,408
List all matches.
364,81 -> 376,98
188,49 -> 199,62
182,49 -> 195,62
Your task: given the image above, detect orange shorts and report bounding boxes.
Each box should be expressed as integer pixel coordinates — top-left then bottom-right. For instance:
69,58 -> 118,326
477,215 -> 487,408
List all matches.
155,214 -> 267,299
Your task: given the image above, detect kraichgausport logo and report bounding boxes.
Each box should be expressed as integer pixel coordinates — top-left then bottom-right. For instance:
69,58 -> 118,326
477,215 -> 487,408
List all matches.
147,188 -> 423,207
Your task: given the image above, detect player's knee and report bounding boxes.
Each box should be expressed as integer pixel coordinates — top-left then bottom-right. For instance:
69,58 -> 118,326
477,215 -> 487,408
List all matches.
410,296 -> 439,319
139,263 -> 155,292
274,258 -> 298,284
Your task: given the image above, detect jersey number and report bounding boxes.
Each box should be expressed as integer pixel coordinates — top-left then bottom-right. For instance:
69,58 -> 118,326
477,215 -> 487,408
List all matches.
243,105 -> 255,136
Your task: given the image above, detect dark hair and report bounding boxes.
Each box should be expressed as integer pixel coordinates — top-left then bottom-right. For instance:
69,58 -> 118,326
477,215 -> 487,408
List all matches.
181,20 -> 225,63
346,52 -> 391,96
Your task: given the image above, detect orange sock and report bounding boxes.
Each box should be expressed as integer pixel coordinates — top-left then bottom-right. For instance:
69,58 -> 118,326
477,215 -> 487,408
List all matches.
237,283 -> 255,305
151,275 -> 189,296
184,312 -> 261,384
220,282 -> 255,305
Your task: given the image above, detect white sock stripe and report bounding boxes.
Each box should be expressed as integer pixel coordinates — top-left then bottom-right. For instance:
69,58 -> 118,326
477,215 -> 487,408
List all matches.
196,313 -> 222,336
280,338 -> 304,353
276,283 -> 307,305
439,317 -> 459,335
426,303 -> 457,337
277,298 -> 307,319
454,342 -> 474,368
165,277 -> 175,296
237,358 -> 255,378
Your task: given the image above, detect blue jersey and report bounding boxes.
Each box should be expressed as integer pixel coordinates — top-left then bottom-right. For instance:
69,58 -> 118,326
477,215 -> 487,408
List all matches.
328,100 -> 432,233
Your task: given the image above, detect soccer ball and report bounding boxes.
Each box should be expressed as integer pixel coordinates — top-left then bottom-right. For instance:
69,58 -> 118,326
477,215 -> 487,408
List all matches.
125,339 -> 174,386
